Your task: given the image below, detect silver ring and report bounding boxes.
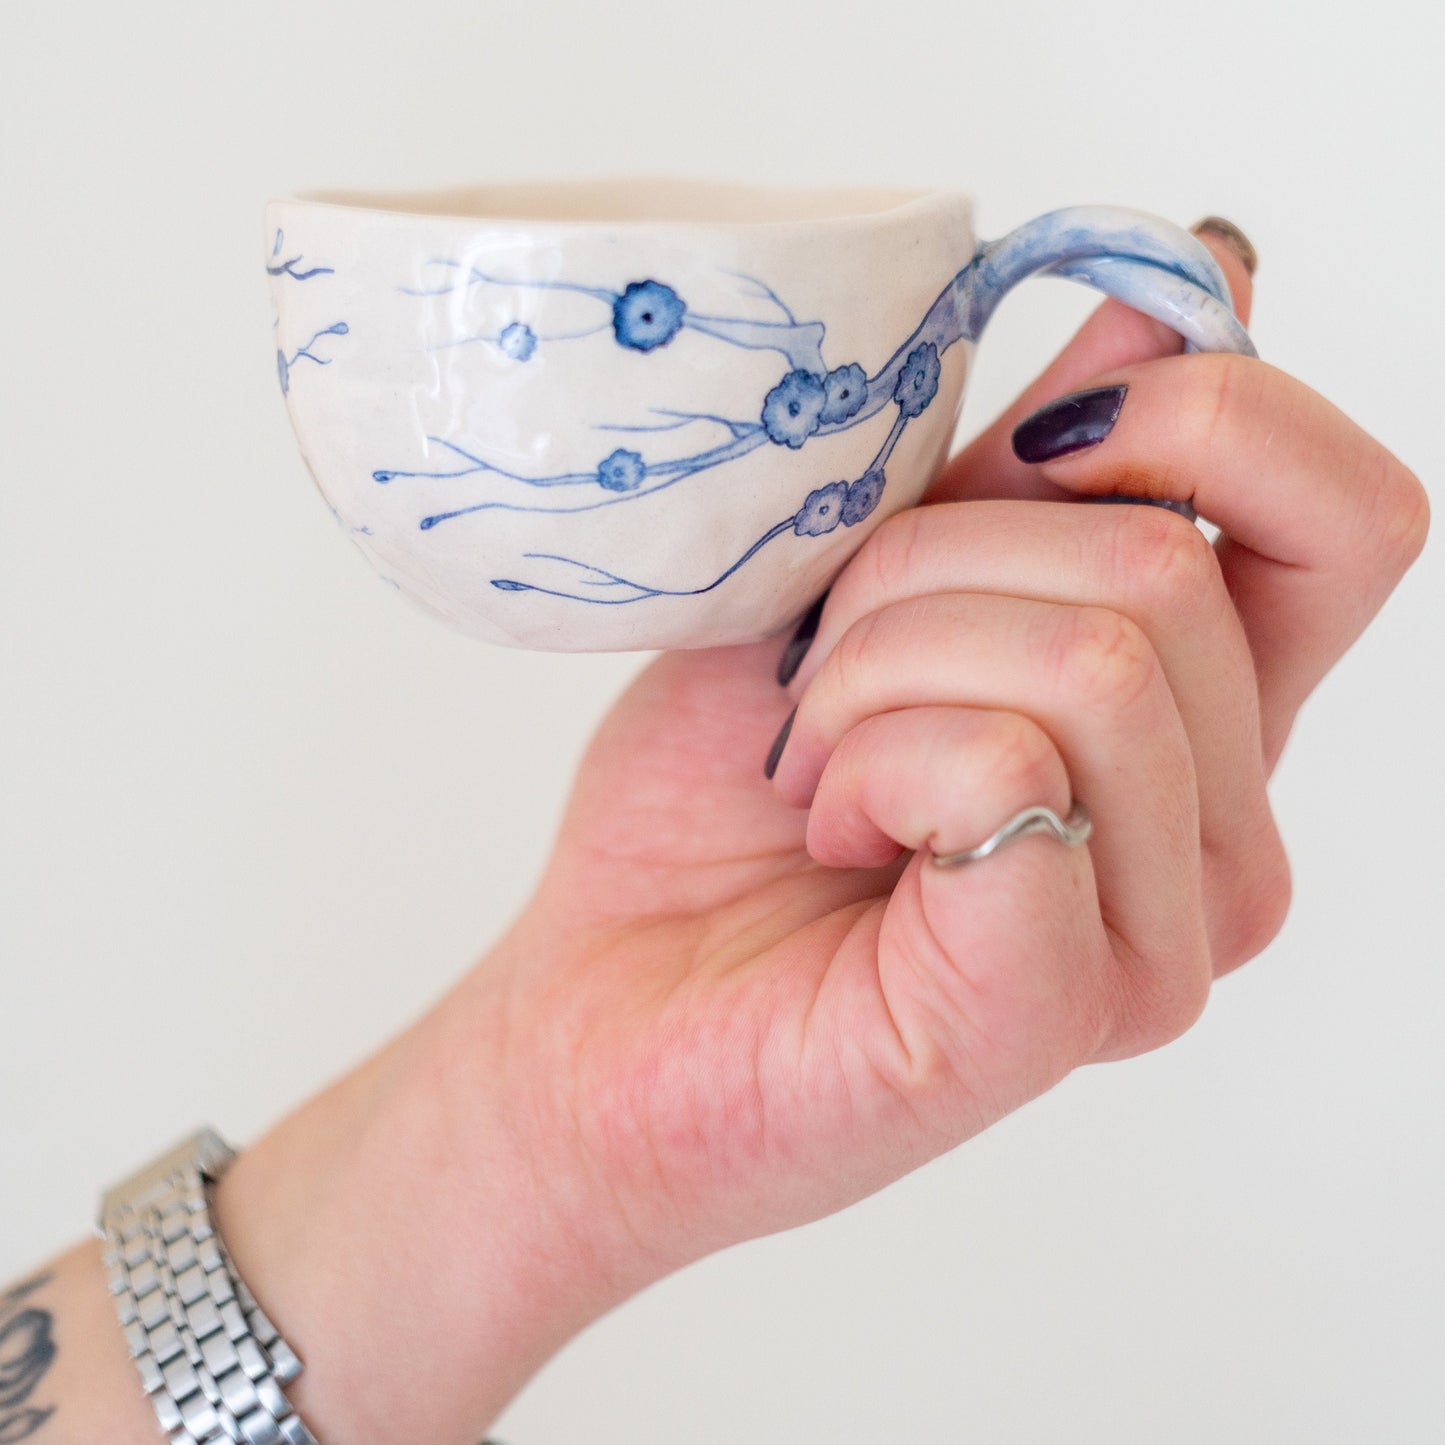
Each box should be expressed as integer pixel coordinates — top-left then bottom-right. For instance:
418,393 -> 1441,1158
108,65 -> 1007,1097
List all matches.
928,802 -> 1093,868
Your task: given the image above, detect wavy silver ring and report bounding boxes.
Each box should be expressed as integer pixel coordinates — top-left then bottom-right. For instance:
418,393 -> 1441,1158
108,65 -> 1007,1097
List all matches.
928,802 -> 1093,868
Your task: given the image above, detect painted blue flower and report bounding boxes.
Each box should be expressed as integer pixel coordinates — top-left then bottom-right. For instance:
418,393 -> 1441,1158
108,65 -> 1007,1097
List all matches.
894,341 -> 941,418
612,280 -> 686,351
597,448 -> 647,492
499,321 -> 537,360
794,481 -> 849,537
821,363 -> 868,425
842,468 -> 885,526
762,370 -> 827,448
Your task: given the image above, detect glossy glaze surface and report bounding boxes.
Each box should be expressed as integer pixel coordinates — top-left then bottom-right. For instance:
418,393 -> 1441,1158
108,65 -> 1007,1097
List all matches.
265,182 -> 1250,651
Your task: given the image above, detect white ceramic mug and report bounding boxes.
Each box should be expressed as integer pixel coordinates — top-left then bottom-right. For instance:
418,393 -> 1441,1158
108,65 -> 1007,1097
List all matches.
265,180 -> 1253,652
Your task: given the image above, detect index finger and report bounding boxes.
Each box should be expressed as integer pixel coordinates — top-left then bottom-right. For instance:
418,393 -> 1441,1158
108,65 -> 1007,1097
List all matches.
923,223 -> 1256,506
1015,351 -> 1430,768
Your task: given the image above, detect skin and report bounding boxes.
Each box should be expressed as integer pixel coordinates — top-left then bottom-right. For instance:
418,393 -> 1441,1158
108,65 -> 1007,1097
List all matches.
6,233 -> 1429,1445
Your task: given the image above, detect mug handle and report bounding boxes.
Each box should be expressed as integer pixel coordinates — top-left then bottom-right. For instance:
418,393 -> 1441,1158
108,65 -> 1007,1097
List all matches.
959,205 -> 1256,358
957,207 -> 1254,519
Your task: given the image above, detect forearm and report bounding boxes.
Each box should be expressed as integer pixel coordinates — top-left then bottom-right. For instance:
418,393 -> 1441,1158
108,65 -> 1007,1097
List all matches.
1,1243 -> 159,1443
4,922 -> 661,1444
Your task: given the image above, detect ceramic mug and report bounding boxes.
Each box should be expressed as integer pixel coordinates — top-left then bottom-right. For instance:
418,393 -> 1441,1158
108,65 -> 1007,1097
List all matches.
264,180 -> 1253,652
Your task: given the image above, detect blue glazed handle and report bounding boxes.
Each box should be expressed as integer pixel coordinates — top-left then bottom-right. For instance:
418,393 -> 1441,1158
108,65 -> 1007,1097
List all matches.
954,207 -> 1256,519
958,205 -> 1256,359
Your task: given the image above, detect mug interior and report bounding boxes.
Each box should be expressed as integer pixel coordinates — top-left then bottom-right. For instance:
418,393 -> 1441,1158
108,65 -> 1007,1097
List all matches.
293,178 -> 957,229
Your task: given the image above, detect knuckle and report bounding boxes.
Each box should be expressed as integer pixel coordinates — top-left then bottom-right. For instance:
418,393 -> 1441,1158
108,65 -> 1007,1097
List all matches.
1049,604 -> 1160,716
1154,966 -> 1214,1048
827,604 -> 888,700
983,712 -> 1061,802
1191,349 -> 1260,440
862,505 -> 927,598
1340,446 -> 1429,584
1214,826 -> 1294,973
1375,455 -> 1431,571
1242,851 -> 1293,960
1124,949 -> 1214,1052
1106,502 -> 1221,615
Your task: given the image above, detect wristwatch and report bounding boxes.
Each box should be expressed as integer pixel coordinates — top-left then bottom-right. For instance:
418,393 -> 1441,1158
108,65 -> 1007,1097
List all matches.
97,1128 -> 318,1445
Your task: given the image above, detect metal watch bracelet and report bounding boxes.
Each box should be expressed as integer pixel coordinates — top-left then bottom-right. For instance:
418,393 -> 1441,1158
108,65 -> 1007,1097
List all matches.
97,1128 -> 318,1445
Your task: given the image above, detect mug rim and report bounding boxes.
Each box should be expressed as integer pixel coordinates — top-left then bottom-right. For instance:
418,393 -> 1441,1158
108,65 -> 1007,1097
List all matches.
270,176 -> 973,234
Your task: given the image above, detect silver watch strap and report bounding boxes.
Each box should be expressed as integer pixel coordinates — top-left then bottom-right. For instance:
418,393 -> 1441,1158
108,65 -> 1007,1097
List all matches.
98,1129 -> 318,1445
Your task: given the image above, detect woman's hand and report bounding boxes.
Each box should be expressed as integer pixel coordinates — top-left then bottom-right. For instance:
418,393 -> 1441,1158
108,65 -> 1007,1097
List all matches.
470,231 -> 1427,1284
157,231 -> 1423,1445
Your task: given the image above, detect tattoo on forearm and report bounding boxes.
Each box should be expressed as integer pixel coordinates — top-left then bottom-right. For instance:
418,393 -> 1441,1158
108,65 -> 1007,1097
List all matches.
0,1274 -> 57,1442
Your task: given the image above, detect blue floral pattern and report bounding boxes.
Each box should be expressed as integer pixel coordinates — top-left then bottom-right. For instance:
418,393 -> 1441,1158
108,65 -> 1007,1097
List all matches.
596,448 -> 647,492
894,342 -> 940,418
283,204 -> 1253,616
498,321 -> 538,360
370,259 -> 965,595
821,364 -> 868,425
367,255 -> 976,593
612,280 -> 686,352
795,482 -> 850,536
762,370 -> 827,448
842,468 -> 886,526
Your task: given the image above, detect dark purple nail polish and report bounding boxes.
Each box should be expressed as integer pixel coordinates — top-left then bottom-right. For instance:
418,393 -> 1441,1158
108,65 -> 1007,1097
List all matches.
776,590 -> 829,687
1012,385 -> 1128,464
763,707 -> 796,780
1092,493 -> 1199,522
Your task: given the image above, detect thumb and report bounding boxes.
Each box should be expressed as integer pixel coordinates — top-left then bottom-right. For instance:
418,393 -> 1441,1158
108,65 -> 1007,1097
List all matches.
923,217 -> 1257,506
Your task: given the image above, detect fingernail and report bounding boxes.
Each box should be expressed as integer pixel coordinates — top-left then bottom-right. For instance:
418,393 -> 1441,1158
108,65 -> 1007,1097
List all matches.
776,590 -> 829,687
1012,385 -> 1128,464
763,707 -> 796,781
1191,216 -> 1258,277
1093,493 -> 1199,523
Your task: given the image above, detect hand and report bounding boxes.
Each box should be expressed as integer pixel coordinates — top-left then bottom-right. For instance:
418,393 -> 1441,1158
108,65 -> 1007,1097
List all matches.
473,229 -> 1427,1284
94,232 -> 1419,1445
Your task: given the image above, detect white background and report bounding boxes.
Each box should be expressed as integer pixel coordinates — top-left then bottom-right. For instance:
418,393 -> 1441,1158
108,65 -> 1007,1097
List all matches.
3,2 -> 1442,1440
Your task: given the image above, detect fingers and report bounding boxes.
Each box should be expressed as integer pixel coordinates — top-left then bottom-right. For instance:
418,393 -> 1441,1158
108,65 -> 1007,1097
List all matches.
806,704 -> 1126,1072
769,591 -> 1211,994
1014,351 -> 1431,767
781,498 -> 1288,974
923,224 -> 1256,506
805,705 -> 1073,870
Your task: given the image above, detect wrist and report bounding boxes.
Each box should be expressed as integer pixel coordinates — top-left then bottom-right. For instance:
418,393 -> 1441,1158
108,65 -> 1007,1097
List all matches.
209,923 -> 663,1444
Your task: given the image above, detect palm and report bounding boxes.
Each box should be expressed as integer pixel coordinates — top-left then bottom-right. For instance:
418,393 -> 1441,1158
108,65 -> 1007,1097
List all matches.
515,630 -> 1079,1268
541,637 -> 869,923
